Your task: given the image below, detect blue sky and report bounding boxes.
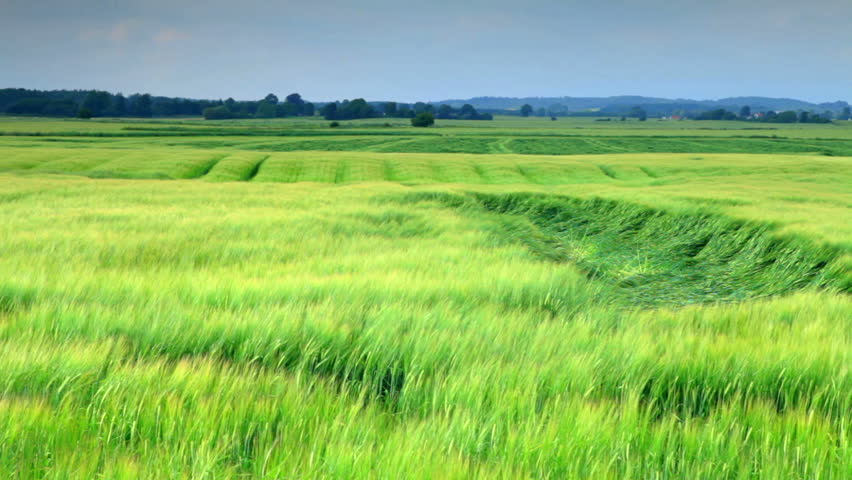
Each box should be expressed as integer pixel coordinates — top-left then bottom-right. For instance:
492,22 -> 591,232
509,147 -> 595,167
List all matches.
2,0 -> 850,102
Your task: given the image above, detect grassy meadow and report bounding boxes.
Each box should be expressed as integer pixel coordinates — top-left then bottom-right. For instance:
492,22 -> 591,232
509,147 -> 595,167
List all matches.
0,116 -> 850,479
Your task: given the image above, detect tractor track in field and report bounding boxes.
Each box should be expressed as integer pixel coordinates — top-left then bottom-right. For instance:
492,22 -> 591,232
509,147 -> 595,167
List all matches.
639,166 -> 660,178
334,160 -> 351,184
596,165 -> 618,179
472,163 -> 490,183
192,154 -> 228,179
490,138 -> 514,154
366,137 -> 420,153
515,164 -> 539,184
582,137 -> 629,153
244,155 -> 270,181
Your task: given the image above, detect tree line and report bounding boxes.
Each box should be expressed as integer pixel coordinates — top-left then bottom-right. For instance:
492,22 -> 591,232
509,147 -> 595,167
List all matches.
1,89 -> 165,118
694,106 -> 847,123
320,100 -> 491,121
203,93 -> 315,120
7,88 -> 846,123
1,88 -> 494,122
1,88 -> 319,119
511,102 -> 852,122
0,88 -> 230,118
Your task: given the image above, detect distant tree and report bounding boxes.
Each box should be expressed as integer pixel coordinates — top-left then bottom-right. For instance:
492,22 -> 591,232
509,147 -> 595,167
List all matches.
822,110 -> 834,120
42,100 -> 77,116
224,97 -> 236,111
411,112 -> 435,127
203,106 -> 234,120
241,102 -> 258,116
264,93 -> 279,105
112,94 -> 127,116
697,109 -> 737,121
383,102 -> 398,117
134,94 -> 153,117
285,93 -> 304,106
774,111 -> 798,123
397,104 -> 413,118
459,104 -> 477,119
351,98 -> 373,117
330,98 -> 375,120
255,101 -> 277,118
77,108 -> 92,119
82,91 -> 112,117
798,111 -> 810,123
277,102 -> 300,117
154,98 -> 182,116
842,106 -> 851,121
179,99 -> 202,115
413,102 -> 434,114
423,103 -> 490,121
550,116 -> 557,121
329,121 -> 340,128
520,104 -> 533,117
547,104 -> 567,116
739,105 -> 751,118
629,106 -> 647,121
436,104 -> 454,119
6,98 -> 50,115
279,93 -> 314,116
320,102 -> 338,120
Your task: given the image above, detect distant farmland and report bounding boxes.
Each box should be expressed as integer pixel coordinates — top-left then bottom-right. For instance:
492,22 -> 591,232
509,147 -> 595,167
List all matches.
0,116 -> 849,479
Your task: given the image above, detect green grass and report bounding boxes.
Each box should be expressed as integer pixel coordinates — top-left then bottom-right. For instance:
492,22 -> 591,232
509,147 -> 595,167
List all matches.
0,116 -> 850,478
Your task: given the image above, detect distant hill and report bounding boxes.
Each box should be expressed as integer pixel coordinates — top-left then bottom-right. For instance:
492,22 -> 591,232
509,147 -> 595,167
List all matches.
436,96 -> 850,115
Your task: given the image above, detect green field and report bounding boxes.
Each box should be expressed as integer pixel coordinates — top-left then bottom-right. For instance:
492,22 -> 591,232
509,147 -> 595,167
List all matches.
0,116 -> 850,479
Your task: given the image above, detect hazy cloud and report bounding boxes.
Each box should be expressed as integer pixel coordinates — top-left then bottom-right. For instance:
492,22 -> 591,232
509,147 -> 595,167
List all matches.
152,28 -> 190,45
78,20 -> 140,43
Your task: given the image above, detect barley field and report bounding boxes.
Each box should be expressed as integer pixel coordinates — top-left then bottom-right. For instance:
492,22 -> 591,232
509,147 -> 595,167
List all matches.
0,116 -> 850,479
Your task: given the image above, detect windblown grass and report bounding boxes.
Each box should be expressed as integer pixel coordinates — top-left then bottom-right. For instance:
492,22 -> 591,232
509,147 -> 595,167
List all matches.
395,191 -> 847,305
0,176 -> 848,478
0,116 -> 849,478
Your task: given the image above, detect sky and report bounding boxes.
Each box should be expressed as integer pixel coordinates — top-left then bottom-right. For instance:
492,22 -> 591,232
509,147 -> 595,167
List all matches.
2,0 -> 851,103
